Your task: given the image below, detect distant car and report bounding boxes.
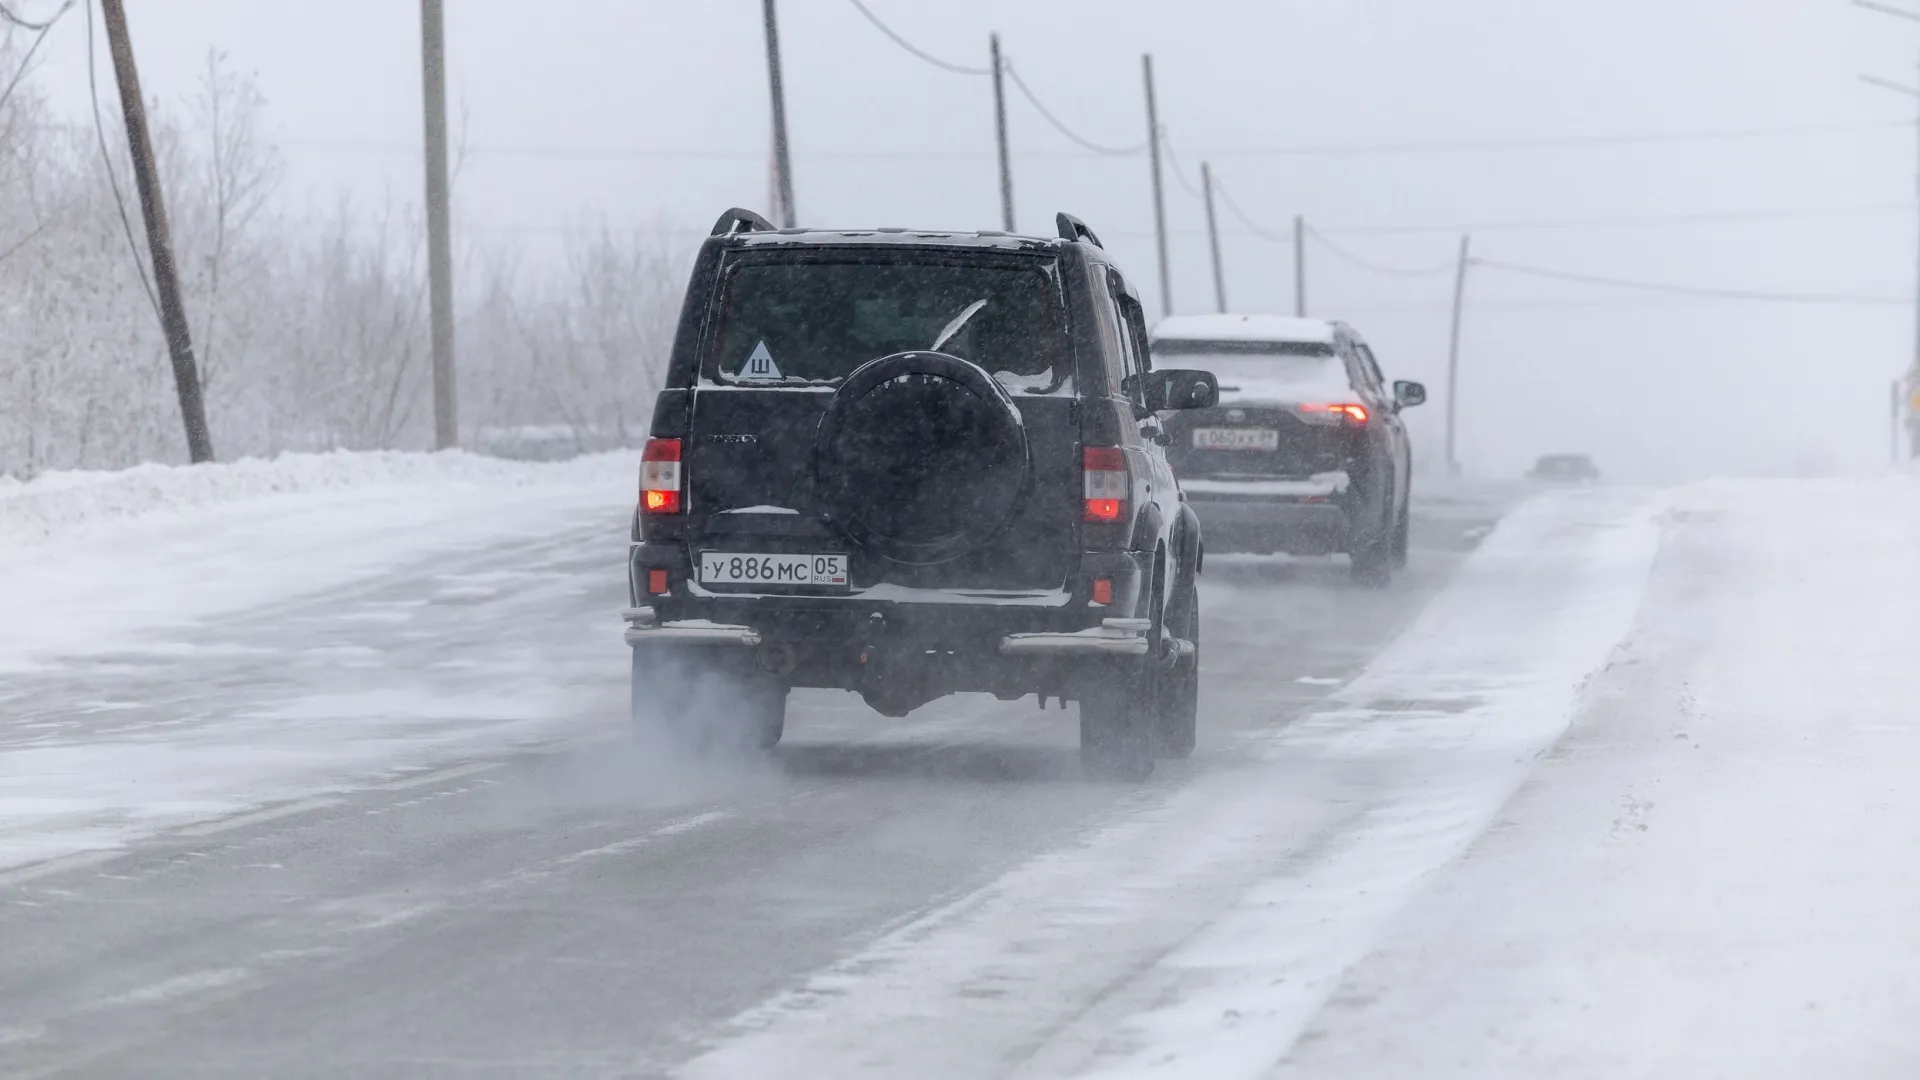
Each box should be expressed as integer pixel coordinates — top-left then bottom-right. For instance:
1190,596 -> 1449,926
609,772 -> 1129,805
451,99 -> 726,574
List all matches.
1527,454 -> 1601,483
1151,314 -> 1425,586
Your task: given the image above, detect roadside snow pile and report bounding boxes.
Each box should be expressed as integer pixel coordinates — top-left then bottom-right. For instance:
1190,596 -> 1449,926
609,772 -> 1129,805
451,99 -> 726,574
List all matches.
0,449 -> 632,549
0,449 -> 638,672
1270,473 -> 1920,1078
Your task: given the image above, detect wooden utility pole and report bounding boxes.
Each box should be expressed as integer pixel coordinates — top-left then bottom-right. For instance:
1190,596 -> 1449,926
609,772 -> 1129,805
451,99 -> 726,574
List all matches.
762,0 -> 797,228
420,0 -> 458,450
990,33 -> 1014,233
1292,214 -> 1307,318
1142,54 -> 1171,318
1201,161 -> 1226,313
99,0 -> 213,463
1444,234 -> 1474,477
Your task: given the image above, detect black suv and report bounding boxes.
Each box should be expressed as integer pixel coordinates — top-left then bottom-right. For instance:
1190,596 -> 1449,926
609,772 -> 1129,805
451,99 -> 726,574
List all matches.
624,209 -> 1218,779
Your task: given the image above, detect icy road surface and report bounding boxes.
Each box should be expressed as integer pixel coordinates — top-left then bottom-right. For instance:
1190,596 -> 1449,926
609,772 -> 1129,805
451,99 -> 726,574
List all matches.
11,461 -> 1909,1077
0,453 -> 1501,1077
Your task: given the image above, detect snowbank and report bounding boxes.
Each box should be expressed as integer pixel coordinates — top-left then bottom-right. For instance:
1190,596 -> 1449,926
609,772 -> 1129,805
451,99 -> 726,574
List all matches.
0,449 -> 632,549
0,449 -> 638,672
1272,474 -> 1920,1078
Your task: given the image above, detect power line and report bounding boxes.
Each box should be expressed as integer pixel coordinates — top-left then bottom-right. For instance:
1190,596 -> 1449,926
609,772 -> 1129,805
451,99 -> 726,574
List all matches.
1210,176 -> 1293,243
1305,224 -> 1457,279
1200,119 -> 1907,159
83,0 -> 159,322
1157,131 -> 1207,199
1327,203 -> 1912,236
843,0 -> 988,76
0,0 -> 68,113
1471,257 -> 1908,306
1002,62 -> 1147,156
0,0 -> 68,30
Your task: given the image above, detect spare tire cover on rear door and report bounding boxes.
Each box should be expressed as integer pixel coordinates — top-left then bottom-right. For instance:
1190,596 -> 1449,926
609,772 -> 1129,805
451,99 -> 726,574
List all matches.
813,351 -> 1031,565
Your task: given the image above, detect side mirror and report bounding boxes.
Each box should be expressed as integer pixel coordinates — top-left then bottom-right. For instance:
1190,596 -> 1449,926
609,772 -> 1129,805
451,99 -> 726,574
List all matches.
1393,380 -> 1428,409
1143,369 -> 1219,412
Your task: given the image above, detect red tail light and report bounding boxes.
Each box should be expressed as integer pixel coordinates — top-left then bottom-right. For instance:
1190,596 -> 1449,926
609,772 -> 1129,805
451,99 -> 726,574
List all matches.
1091,578 -> 1114,606
1083,446 -> 1128,523
641,438 -> 682,515
1299,403 -> 1370,426
647,568 -> 670,595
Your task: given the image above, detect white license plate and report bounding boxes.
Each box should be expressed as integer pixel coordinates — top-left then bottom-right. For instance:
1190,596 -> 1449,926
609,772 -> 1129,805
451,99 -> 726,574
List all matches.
700,552 -> 849,588
1193,428 -> 1279,451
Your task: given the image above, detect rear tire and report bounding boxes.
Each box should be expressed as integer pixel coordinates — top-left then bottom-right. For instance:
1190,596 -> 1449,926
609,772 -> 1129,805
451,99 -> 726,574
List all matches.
1350,532 -> 1393,588
1153,586 -> 1200,759
1390,502 -> 1410,570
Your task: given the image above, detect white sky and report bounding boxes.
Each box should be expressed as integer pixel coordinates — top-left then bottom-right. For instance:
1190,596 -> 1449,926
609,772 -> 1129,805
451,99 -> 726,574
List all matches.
19,0 -> 1920,479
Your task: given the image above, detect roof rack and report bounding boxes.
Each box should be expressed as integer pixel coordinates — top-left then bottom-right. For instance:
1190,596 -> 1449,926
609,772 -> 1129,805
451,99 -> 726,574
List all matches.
711,207 -> 777,237
1055,212 -> 1104,249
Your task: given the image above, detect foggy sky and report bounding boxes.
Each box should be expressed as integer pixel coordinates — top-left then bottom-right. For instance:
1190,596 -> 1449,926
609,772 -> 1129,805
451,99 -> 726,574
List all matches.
21,0 -> 1918,479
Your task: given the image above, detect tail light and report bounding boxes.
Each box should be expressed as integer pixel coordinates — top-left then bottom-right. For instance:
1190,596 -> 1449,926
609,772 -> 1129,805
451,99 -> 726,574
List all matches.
1091,578 -> 1114,606
1083,446 -> 1129,523
641,438 -> 682,514
1299,403 -> 1370,426
647,568 -> 670,595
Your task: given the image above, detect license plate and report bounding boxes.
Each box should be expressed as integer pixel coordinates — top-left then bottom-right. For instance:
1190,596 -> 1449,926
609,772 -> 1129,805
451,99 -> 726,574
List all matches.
1192,428 -> 1279,451
699,552 -> 849,588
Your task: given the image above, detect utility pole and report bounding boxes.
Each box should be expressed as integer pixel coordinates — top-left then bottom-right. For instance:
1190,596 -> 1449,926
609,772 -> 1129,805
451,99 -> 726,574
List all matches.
762,0 -> 797,228
990,33 -> 1015,233
1201,161 -> 1226,313
1142,54 -> 1172,318
1292,214 -> 1307,317
1444,234 -> 1473,478
419,0 -> 458,450
99,0 -> 213,464
1855,0 -> 1920,457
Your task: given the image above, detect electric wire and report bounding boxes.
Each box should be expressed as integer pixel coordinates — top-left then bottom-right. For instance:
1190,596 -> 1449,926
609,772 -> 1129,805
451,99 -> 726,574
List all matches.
83,0 -> 160,321
1305,223 -> 1457,278
1199,120 -> 1906,158
1157,130 -> 1207,199
1471,257 -> 1908,306
0,0 -> 67,113
0,0 -> 67,30
1002,62 -> 1148,156
1210,178 -> 1293,243
843,0 -> 989,75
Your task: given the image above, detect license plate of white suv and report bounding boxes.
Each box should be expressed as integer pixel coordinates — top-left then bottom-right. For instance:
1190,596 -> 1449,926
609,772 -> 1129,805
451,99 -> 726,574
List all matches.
1192,428 -> 1278,451
699,552 -> 849,588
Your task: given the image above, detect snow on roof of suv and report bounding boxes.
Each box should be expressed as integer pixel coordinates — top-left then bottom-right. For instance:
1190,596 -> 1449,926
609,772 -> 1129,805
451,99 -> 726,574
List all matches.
1150,313 -> 1337,347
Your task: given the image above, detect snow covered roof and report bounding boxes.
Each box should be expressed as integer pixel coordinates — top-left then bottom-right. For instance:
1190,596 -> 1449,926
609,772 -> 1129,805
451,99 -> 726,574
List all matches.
731,229 -> 1058,253
1150,314 -> 1336,346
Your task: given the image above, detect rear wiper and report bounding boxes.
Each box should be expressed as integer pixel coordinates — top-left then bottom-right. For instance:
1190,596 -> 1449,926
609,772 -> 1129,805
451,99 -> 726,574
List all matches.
930,299 -> 989,352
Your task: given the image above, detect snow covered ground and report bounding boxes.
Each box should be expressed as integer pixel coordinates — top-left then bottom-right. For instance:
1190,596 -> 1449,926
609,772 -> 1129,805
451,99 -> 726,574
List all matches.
0,450 -> 638,673
6,451 -> 1920,1077
0,450 -> 639,871
1274,476 -> 1920,1078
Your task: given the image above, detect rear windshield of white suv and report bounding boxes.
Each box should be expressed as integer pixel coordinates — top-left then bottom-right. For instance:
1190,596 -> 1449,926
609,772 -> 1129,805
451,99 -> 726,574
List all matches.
707,258 -> 1067,390
1150,338 -> 1350,397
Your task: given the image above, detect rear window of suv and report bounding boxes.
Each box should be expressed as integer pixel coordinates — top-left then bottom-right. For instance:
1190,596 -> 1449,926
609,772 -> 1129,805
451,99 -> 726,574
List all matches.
1150,338 -> 1348,395
705,256 -> 1068,392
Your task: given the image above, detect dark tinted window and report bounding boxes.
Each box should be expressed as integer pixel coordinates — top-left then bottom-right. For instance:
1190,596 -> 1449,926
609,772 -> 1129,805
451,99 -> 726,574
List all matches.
707,258 -> 1065,387
1151,338 -> 1336,358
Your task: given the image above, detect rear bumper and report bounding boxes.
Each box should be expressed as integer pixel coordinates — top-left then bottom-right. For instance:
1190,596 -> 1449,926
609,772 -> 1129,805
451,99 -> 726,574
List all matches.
1185,491 -> 1352,555
625,542 -> 1156,700
624,608 -> 1152,658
